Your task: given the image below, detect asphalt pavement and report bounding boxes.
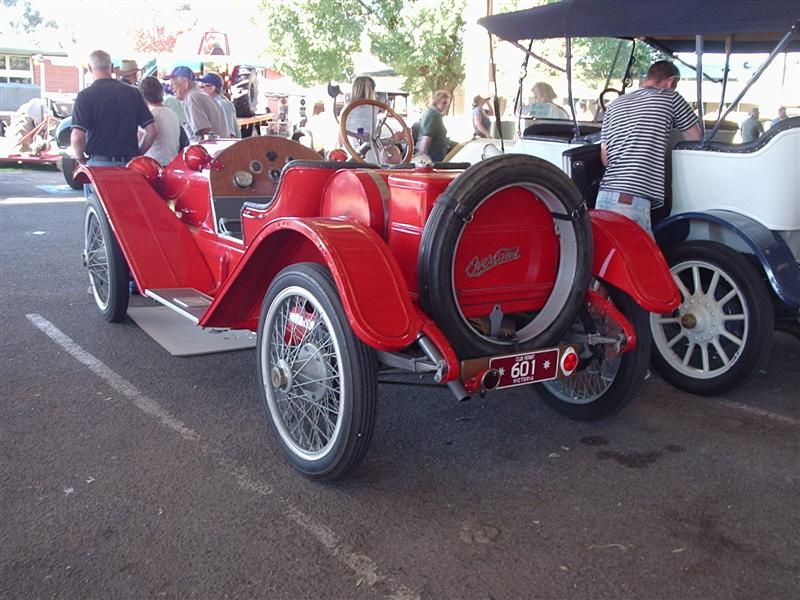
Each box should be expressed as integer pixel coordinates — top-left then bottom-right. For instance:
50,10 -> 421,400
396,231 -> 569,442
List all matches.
1,166 -> 798,599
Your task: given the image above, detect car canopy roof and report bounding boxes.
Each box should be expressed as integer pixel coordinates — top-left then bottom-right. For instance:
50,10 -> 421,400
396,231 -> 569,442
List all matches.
479,0 -> 800,53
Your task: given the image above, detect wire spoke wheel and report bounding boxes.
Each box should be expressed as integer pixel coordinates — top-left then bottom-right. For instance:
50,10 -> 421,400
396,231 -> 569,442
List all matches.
257,263 -> 376,480
85,209 -> 110,309
537,282 -> 650,421
264,289 -> 343,458
83,194 -> 129,322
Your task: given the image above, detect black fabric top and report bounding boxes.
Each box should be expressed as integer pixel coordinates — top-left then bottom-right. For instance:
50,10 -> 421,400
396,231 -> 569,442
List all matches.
71,78 -> 154,158
480,0 -> 800,53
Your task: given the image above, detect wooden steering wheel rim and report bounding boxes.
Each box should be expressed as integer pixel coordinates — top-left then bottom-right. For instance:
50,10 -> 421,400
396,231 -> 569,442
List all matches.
338,98 -> 414,164
599,87 -> 623,112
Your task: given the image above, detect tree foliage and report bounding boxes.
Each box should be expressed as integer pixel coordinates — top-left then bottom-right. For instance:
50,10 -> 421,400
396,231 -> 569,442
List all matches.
1,0 -> 57,45
368,0 -> 465,102
262,0 -> 364,87
573,38 -> 663,83
260,0 -> 466,103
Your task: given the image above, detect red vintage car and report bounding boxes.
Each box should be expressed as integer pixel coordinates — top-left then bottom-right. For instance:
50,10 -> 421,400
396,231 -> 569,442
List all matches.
79,102 -> 679,480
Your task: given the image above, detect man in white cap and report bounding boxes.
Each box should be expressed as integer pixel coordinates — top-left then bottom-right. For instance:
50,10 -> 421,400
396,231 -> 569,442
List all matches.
166,66 -> 226,141
117,59 -> 140,85
198,72 -> 240,138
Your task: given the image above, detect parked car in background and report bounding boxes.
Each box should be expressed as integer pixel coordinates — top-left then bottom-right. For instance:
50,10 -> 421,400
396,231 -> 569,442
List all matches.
453,0 -> 800,395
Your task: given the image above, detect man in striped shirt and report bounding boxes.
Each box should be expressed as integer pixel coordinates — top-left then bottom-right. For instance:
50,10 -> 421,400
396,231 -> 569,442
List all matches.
597,60 -> 701,233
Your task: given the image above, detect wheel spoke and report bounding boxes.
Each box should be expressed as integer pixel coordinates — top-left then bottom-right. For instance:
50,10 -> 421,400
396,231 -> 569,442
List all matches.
718,288 -> 738,306
656,315 -> 681,325
692,266 -> 702,295
707,271 -> 720,298
720,329 -> 744,347
700,343 -> 710,372
712,339 -> 730,366
682,342 -> 695,366
666,331 -> 686,349
674,275 -> 691,300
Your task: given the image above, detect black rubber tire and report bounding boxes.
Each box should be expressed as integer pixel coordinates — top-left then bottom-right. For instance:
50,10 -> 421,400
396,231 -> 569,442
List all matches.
537,284 -> 651,421
84,194 -> 129,322
8,113 -> 34,150
650,241 -> 774,396
418,154 -> 593,359
256,262 -> 377,481
61,156 -> 82,190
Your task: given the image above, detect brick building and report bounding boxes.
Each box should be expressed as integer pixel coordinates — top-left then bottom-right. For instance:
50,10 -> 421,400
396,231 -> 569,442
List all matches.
1,48 -> 81,114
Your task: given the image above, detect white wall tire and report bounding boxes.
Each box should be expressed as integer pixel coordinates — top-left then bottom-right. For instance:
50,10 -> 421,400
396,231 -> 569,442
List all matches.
256,263 -> 377,480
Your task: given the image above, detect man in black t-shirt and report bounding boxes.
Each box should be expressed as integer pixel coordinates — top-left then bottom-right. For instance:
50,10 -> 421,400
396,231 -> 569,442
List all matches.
71,49 -> 157,166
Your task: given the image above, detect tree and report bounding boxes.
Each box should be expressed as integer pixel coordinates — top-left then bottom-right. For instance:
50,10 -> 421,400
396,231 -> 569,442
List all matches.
574,37 -> 663,84
261,0 -> 363,87
368,0 -> 465,102
260,0 -> 466,103
1,0 -> 58,47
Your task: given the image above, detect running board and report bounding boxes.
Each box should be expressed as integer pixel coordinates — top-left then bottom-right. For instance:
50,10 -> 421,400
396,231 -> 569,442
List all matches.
144,288 -> 213,324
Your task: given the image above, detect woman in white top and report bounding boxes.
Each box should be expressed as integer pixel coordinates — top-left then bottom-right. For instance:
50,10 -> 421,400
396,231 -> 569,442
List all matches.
139,76 -> 181,166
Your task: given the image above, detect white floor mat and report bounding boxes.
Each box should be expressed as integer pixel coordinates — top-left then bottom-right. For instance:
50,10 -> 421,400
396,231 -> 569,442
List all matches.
128,306 -> 257,356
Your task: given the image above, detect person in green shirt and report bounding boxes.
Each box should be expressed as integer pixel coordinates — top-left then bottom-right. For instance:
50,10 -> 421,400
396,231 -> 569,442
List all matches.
741,107 -> 764,143
416,89 -> 452,161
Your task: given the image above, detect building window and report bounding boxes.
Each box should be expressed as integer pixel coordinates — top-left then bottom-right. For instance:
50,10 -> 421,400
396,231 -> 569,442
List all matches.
0,54 -> 33,84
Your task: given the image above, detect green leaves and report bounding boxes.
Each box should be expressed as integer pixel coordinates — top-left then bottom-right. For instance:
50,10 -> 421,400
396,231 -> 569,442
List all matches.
262,0 -> 363,87
260,0 -> 467,102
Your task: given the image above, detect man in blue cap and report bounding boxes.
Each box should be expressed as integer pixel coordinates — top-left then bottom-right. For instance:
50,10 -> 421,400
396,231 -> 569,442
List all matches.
166,65 -> 226,141
198,72 -> 240,138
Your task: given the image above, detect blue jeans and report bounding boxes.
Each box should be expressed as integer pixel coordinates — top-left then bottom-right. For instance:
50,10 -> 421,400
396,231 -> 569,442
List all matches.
595,189 -> 653,235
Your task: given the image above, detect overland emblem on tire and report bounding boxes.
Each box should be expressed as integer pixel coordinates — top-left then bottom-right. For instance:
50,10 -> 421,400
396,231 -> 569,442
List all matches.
465,247 -> 521,278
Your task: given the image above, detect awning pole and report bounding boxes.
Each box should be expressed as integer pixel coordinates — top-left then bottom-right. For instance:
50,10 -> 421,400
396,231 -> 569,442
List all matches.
717,36 -> 732,121
565,37 -> 579,139
695,35 -> 705,140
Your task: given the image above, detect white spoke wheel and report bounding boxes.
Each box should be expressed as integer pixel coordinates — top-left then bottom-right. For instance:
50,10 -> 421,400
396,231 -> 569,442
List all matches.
257,263 -> 377,481
650,241 -> 773,396
83,194 -> 129,322
537,283 -> 650,421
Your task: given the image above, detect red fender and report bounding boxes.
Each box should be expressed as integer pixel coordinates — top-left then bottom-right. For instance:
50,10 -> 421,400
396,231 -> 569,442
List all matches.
590,210 -> 680,313
76,166 -> 214,292
201,217 -> 422,351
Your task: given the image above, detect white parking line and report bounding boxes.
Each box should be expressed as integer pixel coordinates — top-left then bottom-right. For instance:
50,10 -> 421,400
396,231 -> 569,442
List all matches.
721,400 -> 800,427
26,313 -> 419,600
2,197 -> 84,205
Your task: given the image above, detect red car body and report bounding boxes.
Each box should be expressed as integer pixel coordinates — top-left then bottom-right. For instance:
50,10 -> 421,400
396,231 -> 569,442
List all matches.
78,135 -> 678,479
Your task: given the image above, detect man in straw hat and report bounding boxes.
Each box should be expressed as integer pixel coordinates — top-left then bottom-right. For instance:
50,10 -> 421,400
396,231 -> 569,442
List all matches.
117,59 -> 140,85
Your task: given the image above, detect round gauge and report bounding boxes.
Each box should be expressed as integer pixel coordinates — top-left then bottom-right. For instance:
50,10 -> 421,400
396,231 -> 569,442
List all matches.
233,170 -> 254,188
250,160 -> 263,173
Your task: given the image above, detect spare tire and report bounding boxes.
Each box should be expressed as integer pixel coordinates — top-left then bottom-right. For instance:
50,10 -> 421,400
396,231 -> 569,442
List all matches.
418,154 -> 593,359
61,155 -> 82,190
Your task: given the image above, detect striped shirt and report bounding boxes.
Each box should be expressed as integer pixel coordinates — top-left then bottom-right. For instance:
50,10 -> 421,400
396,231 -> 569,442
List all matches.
600,87 -> 697,207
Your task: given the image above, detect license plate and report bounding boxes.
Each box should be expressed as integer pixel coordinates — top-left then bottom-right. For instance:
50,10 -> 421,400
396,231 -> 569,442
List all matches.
489,347 -> 562,389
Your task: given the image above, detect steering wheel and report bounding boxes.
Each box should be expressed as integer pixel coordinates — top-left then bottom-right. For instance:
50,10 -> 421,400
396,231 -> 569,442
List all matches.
339,98 -> 414,164
599,87 -> 624,112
